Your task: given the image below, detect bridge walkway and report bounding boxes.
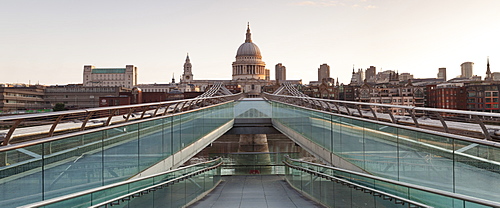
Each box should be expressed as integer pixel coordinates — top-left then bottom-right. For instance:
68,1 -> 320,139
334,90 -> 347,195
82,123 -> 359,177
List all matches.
188,175 -> 324,208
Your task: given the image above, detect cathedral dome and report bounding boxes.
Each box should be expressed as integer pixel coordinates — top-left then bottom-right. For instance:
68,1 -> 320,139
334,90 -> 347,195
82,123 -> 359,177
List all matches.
236,42 -> 261,58
235,24 -> 262,58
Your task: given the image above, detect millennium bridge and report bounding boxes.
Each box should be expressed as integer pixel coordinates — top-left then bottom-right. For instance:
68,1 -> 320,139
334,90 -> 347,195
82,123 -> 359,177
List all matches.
1,83 -> 499,208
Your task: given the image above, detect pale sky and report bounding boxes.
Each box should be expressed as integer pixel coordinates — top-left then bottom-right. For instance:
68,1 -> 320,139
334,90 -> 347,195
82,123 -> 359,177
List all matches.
1,0 -> 499,85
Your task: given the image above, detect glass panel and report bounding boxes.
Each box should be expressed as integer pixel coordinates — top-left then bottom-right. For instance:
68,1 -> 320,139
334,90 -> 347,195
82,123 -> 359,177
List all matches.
234,100 -> 272,118
338,117 -> 365,169
453,140 -> 500,202
0,143 -> 44,208
398,129 -> 453,192
139,119 -> 165,171
363,123 -> 399,180
43,134 -> 103,200
103,124 -> 139,185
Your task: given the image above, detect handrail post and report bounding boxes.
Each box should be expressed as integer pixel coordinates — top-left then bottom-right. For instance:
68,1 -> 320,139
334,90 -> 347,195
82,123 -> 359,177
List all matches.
80,111 -> 96,131
343,103 -> 351,116
368,105 -> 378,121
355,104 -> 363,117
105,109 -> 118,126
406,109 -> 419,128
163,103 -> 172,116
1,119 -> 23,146
48,115 -> 65,137
140,107 -> 148,119
433,112 -> 449,133
386,107 -> 397,123
472,115 -> 492,140
152,104 -> 162,117
124,108 -> 134,122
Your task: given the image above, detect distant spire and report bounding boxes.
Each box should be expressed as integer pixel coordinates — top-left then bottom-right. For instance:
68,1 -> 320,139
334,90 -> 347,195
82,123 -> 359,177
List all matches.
172,73 -> 175,83
186,53 -> 190,62
245,22 -> 252,43
486,56 -> 492,81
352,65 -> 355,74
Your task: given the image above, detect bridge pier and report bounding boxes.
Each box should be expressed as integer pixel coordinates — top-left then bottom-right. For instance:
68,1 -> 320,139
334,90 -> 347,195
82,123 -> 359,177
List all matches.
238,134 -> 269,152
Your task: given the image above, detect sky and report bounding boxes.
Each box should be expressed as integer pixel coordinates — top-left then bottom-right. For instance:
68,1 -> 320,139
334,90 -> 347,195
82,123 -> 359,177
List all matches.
1,0 -> 500,85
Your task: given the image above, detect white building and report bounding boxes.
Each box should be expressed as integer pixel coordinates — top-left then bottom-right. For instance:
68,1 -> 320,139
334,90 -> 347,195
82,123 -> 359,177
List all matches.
83,65 -> 137,88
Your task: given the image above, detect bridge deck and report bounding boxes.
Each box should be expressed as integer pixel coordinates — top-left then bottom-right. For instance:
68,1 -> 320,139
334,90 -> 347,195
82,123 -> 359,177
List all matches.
188,175 -> 324,208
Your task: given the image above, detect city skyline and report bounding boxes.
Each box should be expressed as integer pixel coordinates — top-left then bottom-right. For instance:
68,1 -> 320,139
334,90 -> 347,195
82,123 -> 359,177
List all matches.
1,0 -> 500,85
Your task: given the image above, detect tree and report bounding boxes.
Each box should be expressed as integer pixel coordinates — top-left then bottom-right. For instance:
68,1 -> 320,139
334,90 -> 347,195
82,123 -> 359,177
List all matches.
53,103 -> 66,111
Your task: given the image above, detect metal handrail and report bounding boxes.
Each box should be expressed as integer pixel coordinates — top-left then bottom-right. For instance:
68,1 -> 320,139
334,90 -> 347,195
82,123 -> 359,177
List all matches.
284,155 -> 500,207
265,93 -> 500,118
19,157 -> 222,208
0,99 -> 236,152
0,93 -> 242,145
269,96 -> 500,149
283,159 -> 432,208
263,93 -> 500,140
89,161 -> 222,208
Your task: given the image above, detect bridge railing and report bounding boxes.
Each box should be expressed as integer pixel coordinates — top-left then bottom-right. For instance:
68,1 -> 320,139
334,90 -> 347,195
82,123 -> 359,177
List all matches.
268,97 -> 500,203
263,93 -> 500,141
0,98 -> 236,208
283,155 -> 500,208
0,93 -> 243,145
20,157 -> 222,208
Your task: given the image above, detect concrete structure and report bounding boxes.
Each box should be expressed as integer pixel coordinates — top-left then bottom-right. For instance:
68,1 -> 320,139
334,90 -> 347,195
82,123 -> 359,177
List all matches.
460,62 -> 474,78
438,67 -> 447,81
399,72 -> 414,81
349,68 -> 364,86
318,63 -> 330,82
275,63 -> 286,82
365,66 -> 376,83
83,65 -> 138,88
492,72 -> 500,81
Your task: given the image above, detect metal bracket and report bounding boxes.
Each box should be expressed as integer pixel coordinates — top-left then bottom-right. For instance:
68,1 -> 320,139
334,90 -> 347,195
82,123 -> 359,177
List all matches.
355,105 -> 363,117
140,107 -> 148,119
472,115 -> 492,140
343,103 -> 351,116
386,107 -> 396,123
105,109 -> 118,126
80,111 -> 95,131
163,104 -> 172,116
406,109 -> 419,128
48,115 -> 65,137
1,119 -> 23,146
152,105 -> 161,117
433,112 -> 449,133
124,108 -> 134,122
368,106 -> 378,121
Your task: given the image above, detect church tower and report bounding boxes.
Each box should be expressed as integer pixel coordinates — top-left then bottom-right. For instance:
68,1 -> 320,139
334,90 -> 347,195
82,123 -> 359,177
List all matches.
181,53 -> 193,83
